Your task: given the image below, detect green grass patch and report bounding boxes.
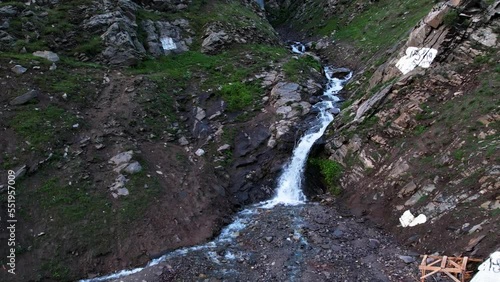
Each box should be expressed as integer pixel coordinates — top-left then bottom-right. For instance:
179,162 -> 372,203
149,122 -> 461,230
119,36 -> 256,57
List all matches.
219,82 -> 258,112
139,77 -> 177,137
491,208 -> 500,217
414,125 -> 427,135
283,55 -> 322,83
312,0 -> 436,60
309,158 -> 343,195
116,170 -> 162,223
10,105 -> 77,149
73,36 -> 102,57
133,45 -> 287,114
453,149 -> 465,161
443,9 -> 460,27
415,105 -> 434,121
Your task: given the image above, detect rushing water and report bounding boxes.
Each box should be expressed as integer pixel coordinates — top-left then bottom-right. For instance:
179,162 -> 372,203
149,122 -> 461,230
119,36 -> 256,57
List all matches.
81,44 -> 351,282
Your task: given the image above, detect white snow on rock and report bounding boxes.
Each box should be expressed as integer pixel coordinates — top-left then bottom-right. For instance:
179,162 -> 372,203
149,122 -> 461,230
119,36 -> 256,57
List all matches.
396,47 -> 438,75
399,210 -> 427,227
470,251 -> 500,282
161,37 -> 177,50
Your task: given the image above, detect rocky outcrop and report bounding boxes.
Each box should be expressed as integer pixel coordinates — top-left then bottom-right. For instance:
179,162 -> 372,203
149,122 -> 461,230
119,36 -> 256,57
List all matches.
83,0 -> 146,65
141,19 -> 192,57
81,0 -> 193,65
201,20 -> 280,54
134,0 -> 190,12
322,0 -> 500,259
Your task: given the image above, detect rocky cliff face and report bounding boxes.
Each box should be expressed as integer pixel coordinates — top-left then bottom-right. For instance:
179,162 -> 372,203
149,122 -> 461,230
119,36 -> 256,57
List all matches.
300,0 -> 499,260
0,0 -> 498,280
0,0 -> 331,280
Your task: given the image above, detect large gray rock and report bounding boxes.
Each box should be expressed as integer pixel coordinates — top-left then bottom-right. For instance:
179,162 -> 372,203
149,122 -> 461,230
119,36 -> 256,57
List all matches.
0,6 -> 18,17
109,151 -> 134,165
471,27 -> 497,47
271,82 -> 302,108
101,22 -> 146,65
33,51 -> 60,62
142,20 -> 191,57
0,30 -> 14,49
355,84 -> 392,120
11,65 -> 27,74
201,29 -> 230,54
82,0 -> 148,65
124,161 -> 142,174
10,90 -> 39,105
83,11 -> 132,31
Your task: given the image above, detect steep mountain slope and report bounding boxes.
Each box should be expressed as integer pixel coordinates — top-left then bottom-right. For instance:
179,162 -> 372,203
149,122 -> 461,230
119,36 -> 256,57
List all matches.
279,0 -> 500,261
0,0 -> 498,281
0,0 -> 325,280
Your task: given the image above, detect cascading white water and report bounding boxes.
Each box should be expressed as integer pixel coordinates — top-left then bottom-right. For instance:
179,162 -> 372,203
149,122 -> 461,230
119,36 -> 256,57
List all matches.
81,44 -> 351,282
264,65 -> 351,207
291,42 -> 306,54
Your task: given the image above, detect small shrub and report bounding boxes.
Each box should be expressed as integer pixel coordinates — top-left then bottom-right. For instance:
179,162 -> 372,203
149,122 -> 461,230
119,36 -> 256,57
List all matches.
309,158 -> 343,195
443,10 -> 460,27
73,36 -> 102,56
219,82 -> 256,112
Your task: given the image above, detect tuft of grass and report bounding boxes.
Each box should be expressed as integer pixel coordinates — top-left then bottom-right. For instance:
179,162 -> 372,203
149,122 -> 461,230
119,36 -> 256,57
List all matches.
73,36 -> 102,56
219,82 -> 258,112
309,158 -> 343,195
453,149 -> 465,161
443,9 -> 460,27
491,208 -> 500,217
414,125 -> 427,135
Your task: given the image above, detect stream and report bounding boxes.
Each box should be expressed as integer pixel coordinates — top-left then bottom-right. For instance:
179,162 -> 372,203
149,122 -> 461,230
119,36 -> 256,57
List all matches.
82,43 -> 353,282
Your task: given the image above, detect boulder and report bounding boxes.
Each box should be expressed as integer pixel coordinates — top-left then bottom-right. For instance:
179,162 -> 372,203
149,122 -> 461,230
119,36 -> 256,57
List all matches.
11,65 -> 27,75
178,136 -> 189,146
271,82 -> 302,108
0,30 -> 14,45
32,51 -> 60,62
423,4 -> 449,29
201,29 -> 230,54
109,151 -> 134,165
124,161 -> 142,174
398,181 -> 418,198
142,20 -> 191,57
355,84 -> 392,120
10,90 -> 39,105
327,67 -> 351,79
471,27 -> 497,47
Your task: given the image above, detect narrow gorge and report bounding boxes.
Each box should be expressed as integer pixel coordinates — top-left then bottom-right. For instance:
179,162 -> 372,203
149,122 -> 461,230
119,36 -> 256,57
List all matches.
0,0 -> 498,281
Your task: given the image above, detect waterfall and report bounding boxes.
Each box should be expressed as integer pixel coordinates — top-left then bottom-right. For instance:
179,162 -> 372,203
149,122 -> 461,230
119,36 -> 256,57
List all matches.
80,43 -> 351,282
264,63 -> 351,207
